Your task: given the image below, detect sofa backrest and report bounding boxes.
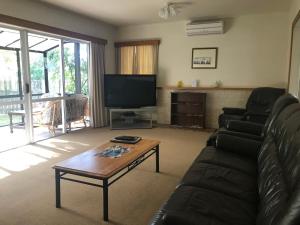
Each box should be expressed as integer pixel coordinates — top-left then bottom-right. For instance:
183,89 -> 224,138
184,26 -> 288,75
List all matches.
246,87 -> 285,114
274,131 -> 300,225
262,94 -> 299,137
257,103 -> 300,225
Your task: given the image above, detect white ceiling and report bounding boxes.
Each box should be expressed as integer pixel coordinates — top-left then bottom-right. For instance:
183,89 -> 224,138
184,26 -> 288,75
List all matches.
35,0 -> 291,26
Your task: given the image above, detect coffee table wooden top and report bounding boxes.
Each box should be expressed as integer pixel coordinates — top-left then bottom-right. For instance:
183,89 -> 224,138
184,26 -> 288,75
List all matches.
53,139 -> 160,179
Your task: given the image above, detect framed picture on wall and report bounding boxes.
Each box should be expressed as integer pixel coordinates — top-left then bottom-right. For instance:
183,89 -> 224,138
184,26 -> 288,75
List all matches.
192,47 -> 218,69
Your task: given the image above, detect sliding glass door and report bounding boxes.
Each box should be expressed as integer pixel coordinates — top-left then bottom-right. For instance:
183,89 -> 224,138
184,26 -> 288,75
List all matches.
0,25 -> 90,149
0,27 -> 29,151
63,40 -> 89,132
28,32 -> 64,142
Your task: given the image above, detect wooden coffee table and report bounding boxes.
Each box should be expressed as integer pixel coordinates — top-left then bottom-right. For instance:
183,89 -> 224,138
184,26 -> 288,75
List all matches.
53,139 -> 160,222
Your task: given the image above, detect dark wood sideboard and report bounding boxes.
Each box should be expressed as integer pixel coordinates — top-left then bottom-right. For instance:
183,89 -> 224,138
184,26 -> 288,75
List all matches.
171,92 -> 206,129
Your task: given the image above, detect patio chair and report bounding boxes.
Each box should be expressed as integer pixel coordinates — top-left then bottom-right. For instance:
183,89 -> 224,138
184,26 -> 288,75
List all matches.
65,94 -> 88,131
33,100 -> 61,135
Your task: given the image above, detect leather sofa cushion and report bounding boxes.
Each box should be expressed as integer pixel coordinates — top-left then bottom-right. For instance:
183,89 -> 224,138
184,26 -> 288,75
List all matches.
196,147 -> 257,176
180,162 -> 258,203
161,185 -> 257,225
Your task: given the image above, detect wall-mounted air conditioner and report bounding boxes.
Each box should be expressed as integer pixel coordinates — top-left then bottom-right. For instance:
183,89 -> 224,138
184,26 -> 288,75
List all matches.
186,20 -> 224,36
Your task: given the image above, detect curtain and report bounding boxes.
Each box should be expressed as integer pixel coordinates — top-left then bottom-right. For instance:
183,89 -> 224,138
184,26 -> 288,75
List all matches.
89,42 -> 107,128
117,46 -> 135,74
136,45 -> 158,74
116,44 -> 159,75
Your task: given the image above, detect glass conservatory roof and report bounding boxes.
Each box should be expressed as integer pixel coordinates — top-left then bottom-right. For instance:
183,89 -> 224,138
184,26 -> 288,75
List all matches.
0,27 -> 59,52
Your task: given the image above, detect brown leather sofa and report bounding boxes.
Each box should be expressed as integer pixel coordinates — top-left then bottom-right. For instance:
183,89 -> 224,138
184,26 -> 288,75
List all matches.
218,87 -> 285,127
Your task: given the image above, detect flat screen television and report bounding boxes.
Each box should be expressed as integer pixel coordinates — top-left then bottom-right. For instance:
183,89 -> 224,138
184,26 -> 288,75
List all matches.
104,74 -> 156,108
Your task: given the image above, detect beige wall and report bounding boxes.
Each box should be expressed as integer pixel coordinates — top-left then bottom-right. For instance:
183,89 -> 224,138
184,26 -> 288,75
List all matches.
156,89 -> 252,128
118,13 -> 289,127
0,0 -> 117,73
118,12 -> 289,88
288,0 -> 300,96
289,27 -> 300,97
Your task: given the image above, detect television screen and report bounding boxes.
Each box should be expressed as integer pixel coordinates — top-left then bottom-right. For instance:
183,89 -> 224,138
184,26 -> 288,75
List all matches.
104,74 -> 156,108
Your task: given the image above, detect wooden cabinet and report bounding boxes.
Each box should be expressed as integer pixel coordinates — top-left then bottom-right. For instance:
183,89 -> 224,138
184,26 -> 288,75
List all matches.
171,92 -> 206,128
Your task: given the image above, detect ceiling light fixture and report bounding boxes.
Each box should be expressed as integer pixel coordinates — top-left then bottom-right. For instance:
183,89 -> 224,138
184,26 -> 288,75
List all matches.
159,2 -> 192,20
158,2 -> 178,19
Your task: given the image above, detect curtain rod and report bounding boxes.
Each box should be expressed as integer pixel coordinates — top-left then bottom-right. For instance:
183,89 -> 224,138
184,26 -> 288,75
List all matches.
115,39 -> 160,47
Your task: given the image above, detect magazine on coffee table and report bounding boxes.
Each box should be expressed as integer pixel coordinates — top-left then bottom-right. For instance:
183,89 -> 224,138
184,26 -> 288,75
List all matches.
96,145 -> 131,158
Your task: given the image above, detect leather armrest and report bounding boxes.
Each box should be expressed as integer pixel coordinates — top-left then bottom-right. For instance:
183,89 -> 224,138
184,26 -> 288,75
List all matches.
222,107 -> 246,115
244,112 -> 269,123
226,120 -> 264,136
216,134 -> 262,159
217,129 -> 264,142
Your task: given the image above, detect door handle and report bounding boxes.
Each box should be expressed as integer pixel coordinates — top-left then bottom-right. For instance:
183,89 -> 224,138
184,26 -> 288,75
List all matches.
26,83 -> 30,94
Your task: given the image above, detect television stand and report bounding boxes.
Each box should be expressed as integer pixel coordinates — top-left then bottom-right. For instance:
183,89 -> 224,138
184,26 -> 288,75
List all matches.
109,108 -> 155,130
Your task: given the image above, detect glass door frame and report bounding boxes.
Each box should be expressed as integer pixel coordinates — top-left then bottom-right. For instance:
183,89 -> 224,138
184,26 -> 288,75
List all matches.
20,29 -> 34,142
0,24 -> 31,147
0,23 -> 90,146
27,30 -> 91,142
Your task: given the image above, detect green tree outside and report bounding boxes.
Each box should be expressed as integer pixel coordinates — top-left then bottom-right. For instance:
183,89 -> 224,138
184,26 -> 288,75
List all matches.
30,43 -> 88,95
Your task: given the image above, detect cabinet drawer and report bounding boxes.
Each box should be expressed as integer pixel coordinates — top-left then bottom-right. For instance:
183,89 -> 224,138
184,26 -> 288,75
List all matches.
171,92 -> 206,103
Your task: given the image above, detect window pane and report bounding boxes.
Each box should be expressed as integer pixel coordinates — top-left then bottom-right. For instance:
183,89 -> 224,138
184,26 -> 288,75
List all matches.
28,34 -> 46,49
30,38 -> 59,52
0,103 -> 27,151
64,42 -> 75,94
30,52 -> 45,94
80,43 -> 88,95
28,33 -> 61,98
0,49 -> 20,97
0,28 -> 20,47
8,40 -> 21,49
47,48 -> 61,95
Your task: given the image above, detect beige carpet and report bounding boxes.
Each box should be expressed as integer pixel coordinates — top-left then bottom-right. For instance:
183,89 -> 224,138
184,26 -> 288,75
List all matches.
0,127 -> 211,225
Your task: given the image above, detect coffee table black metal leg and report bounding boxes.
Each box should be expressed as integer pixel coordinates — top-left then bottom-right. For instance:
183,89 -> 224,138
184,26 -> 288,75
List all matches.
55,169 -> 61,208
103,179 -> 109,221
156,145 -> 160,173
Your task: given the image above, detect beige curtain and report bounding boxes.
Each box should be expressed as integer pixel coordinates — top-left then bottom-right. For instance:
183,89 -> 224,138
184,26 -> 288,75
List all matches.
136,45 -> 158,74
117,46 -> 135,74
89,42 -> 107,128
116,44 -> 158,75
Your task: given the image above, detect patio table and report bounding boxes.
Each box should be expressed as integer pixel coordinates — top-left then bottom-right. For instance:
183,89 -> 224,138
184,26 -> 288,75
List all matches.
8,110 -> 41,133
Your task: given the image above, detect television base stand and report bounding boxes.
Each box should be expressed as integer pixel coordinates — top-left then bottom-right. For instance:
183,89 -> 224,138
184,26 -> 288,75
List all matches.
109,108 -> 155,130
